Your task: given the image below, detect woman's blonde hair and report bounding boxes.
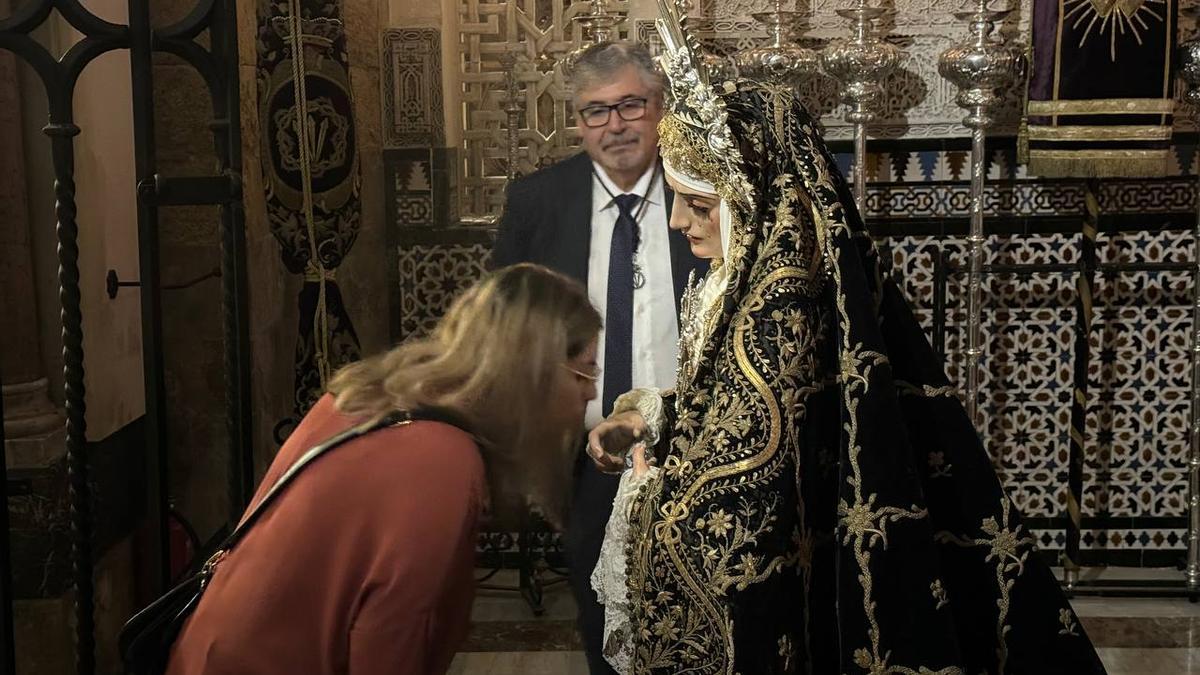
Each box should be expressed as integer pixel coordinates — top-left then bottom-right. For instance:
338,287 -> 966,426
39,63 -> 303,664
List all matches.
328,263 -> 601,525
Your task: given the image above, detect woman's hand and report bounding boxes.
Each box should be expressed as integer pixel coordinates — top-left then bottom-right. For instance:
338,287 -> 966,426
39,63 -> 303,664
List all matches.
587,410 -> 647,474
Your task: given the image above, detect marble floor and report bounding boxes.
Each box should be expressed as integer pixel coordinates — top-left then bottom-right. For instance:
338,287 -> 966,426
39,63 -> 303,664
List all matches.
450,569 -> 1200,674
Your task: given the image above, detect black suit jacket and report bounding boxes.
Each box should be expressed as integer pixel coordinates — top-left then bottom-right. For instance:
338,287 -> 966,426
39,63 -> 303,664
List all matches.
492,151 -> 706,314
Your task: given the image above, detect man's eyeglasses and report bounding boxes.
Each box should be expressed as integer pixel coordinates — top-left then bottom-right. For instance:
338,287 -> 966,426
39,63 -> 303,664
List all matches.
562,363 -> 601,382
577,98 -> 649,128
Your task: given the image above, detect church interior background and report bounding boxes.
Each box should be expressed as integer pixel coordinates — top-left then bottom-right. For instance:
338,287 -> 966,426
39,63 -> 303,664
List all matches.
2,0 -> 1200,672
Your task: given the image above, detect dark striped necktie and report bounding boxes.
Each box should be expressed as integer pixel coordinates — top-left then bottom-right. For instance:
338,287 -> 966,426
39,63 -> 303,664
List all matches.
602,193 -> 640,416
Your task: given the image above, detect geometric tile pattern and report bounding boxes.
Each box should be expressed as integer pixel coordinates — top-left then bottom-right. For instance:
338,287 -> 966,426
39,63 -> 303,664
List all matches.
396,242 -> 491,340
385,148 -> 435,228
859,177 -> 1196,220
1030,527 -> 1189,552
892,225 -> 1195,563
385,147 -> 461,232
839,144 -> 1200,185
389,222 -> 1196,567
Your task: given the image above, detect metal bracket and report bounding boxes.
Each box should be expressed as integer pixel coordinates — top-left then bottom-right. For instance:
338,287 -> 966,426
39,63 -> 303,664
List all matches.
137,172 -> 242,206
106,266 -> 222,299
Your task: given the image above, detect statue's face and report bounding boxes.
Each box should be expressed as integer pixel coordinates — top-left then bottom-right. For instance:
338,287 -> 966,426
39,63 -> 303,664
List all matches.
665,174 -> 722,260
574,65 -> 662,186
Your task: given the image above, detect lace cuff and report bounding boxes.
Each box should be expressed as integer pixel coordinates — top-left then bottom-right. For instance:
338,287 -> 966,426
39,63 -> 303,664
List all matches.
591,464 -> 661,675
612,387 -> 666,449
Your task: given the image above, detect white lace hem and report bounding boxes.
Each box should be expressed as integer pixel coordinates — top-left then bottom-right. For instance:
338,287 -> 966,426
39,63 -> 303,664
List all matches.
590,464 -> 660,675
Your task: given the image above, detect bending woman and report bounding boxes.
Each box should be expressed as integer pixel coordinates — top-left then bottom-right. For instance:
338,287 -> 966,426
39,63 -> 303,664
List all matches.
166,264 -> 601,675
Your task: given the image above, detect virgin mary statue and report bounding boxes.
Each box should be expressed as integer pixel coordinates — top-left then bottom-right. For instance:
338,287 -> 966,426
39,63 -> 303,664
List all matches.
585,2 -> 1109,673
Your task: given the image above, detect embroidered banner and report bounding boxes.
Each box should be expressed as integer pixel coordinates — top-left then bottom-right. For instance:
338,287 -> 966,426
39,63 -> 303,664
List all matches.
257,0 -> 362,442
1022,0 -> 1177,177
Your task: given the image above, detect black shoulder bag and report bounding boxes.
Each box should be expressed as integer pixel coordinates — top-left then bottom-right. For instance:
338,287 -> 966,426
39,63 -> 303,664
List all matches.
118,408 -> 461,674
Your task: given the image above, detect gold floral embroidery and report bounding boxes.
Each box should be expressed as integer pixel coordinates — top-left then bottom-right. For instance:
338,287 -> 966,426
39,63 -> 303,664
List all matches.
793,105 -> 966,675
778,633 -> 795,671
931,579 -> 949,610
839,494 -> 928,549
935,500 -> 1036,674
928,451 -> 953,479
698,509 -> 733,536
895,380 -> 958,398
1059,608 -> 1080,636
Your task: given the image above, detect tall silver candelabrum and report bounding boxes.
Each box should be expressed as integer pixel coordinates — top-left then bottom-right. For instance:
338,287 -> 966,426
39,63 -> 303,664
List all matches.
462,51 -> 526,227
500,50 -> 524,182
1177,14 -> 1200,596
735,0 -> 820,87
820,1 -> 900,216
937,0 -> 1024,428
560,0 -> 623,77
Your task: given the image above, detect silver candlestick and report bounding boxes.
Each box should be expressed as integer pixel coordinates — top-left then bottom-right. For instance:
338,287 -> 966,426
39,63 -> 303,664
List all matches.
937,0 -> 1024,429
735,0 -> 820,87
820,1 -> 900,217
560,0 -> 624,77
1177,10 -> 1200,597
462,51 -> 526,227
501,51 -> 525,182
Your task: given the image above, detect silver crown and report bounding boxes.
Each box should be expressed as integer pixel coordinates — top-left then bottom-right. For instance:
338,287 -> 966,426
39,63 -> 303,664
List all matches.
655,0 -> 738,165
654,0 -> 754,210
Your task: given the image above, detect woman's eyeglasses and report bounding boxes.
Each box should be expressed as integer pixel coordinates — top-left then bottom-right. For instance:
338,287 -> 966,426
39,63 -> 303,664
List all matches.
577,98 -> 648,128
562,363 -> 601,382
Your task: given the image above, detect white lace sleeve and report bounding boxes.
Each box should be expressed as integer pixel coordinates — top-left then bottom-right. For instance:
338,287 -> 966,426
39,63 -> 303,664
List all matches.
590,464 -> 660,675
612,387 -> 666,450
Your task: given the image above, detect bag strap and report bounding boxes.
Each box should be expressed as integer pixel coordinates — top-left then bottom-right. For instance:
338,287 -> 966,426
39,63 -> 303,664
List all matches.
214,408 -> 469,558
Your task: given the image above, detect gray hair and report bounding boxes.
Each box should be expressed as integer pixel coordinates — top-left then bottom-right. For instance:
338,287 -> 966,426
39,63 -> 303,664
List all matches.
570,41 -> 665,101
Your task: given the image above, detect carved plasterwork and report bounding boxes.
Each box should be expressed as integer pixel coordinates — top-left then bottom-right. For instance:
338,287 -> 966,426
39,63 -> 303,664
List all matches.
457,0 -> 632,217
456,0 -> 1200,218
384,28 -> 445,147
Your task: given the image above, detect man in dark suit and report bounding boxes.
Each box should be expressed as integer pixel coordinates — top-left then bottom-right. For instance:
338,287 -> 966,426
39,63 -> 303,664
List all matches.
492,41 -> 704,674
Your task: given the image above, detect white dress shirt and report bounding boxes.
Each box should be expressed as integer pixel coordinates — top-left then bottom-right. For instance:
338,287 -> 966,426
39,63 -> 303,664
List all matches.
586,162 -> 680,430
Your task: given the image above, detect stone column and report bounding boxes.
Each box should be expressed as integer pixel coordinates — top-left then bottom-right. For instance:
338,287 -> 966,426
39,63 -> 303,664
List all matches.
0,34 -> 64,468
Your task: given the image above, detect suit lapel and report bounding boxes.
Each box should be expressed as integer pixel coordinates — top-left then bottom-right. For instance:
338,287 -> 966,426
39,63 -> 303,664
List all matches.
560,153 -> 593,285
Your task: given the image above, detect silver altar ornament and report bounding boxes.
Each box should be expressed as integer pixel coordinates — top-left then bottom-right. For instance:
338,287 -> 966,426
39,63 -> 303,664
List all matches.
462,51 -> 527,228
561,0 -> 624,78
702,52 -> 740,83
1175,5 -> 1200,599
661,0 -> 739,83
1180,20 -> 1200,107
735,0 -> 820,87
819,0 -> 901,216
937,0 -> 1025,132
500,50 -> 525,182
935,0 -> 1024,437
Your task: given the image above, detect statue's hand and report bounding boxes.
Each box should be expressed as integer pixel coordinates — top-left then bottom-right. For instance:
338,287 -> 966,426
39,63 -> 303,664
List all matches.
631,442 -> 651,479
586,410 -> 647,474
